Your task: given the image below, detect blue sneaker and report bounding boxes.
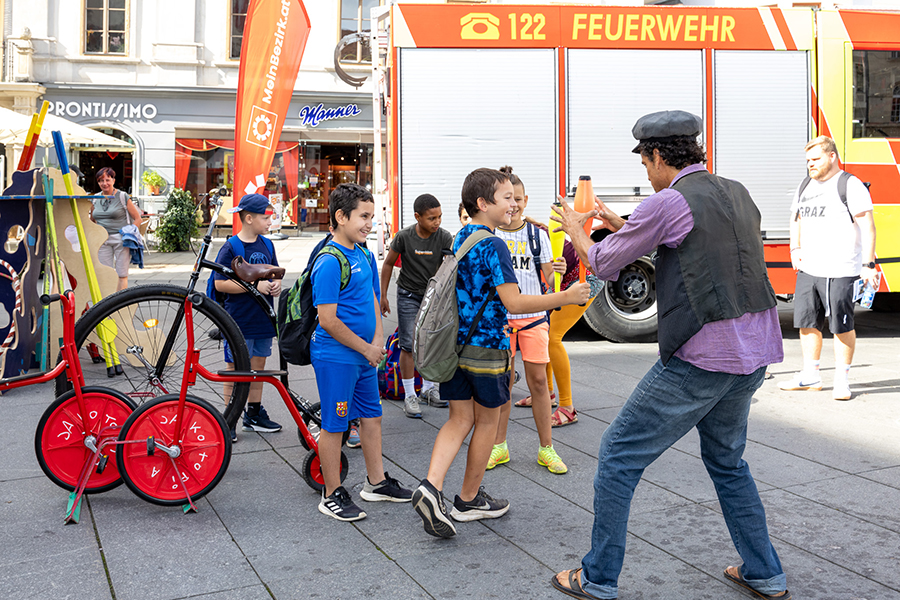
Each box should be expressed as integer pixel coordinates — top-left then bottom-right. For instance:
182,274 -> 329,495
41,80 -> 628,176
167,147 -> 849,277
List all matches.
346,424 -> 361,448
242,404 -> 282,432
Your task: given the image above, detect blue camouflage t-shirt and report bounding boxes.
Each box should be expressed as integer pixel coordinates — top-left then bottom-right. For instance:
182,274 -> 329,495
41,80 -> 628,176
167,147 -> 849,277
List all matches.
454,224 -> 517,349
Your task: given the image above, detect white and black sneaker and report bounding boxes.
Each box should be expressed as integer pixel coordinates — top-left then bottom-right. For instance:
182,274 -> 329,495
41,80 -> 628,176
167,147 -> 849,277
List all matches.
319,486 -> 367,522
360,472 -> 413,503
412,478 -> 456,538
450,486 -> 509,522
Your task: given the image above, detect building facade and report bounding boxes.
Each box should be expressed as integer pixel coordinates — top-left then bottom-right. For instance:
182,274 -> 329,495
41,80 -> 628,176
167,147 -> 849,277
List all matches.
1,0 -> 381,231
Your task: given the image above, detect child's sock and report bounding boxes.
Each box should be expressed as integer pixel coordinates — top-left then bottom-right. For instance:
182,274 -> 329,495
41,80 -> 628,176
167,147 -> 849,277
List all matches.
402,378 -> 416,398
802,360 -> 820,380
421,380 -> 436,392
834,363 -> 850,384
247,403 -> 260,416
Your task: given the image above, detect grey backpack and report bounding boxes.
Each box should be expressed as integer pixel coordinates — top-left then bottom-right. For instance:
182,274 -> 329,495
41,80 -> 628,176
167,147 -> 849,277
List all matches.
413,229 -> 495,382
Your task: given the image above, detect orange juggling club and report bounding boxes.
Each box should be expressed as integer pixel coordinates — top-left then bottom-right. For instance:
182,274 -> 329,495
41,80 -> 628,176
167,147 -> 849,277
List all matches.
573,175 -> 594,282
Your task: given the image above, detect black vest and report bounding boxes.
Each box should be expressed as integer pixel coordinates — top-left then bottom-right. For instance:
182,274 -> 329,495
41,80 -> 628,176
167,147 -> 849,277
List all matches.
656,169 -> 776,364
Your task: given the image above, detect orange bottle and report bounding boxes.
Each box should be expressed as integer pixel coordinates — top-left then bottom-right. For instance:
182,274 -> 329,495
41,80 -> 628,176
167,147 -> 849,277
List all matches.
573,175 -> 594,282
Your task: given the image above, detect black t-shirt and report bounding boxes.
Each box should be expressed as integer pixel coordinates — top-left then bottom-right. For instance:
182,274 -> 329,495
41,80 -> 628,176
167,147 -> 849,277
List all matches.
390,224 -> 453,296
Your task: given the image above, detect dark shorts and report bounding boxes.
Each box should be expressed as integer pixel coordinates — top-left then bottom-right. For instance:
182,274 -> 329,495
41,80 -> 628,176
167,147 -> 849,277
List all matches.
793,271 -> 858,335
440,345 -> 511,409
396,286 -> 423,353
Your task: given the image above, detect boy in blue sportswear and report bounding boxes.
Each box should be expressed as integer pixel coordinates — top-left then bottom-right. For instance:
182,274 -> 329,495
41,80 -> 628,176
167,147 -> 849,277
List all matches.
213,193 -> 283,442
411,169 -> 591,538
311,183 -> 413,522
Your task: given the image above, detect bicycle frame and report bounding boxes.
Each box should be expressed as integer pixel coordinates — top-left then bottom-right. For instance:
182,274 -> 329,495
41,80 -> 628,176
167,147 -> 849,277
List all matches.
171,292 -> 320,452
142,190 -> 291,397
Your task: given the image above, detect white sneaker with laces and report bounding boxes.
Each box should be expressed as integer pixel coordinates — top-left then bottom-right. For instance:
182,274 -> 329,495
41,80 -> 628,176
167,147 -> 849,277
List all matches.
404,395 -> 422,418
778,373 -> 823,391
832,381 -> 851,401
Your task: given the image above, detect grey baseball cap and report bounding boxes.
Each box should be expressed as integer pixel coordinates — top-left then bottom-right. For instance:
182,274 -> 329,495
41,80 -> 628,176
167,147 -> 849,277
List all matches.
632,110 -> 703,153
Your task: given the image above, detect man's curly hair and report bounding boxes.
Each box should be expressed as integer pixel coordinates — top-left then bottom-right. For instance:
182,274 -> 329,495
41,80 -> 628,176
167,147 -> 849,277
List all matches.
635,136 -> 707,170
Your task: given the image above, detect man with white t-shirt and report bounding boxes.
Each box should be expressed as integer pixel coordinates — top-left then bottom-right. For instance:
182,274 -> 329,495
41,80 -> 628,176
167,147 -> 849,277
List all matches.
779,136 -> 878,400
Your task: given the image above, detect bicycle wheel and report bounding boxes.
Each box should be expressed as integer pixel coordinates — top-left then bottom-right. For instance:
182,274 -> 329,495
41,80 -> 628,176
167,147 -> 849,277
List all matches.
34,387 -> 136,493
55,284 -> 251,429
297,401 -> 350,451
301,448 -> 348,493
116,394 -> 231,506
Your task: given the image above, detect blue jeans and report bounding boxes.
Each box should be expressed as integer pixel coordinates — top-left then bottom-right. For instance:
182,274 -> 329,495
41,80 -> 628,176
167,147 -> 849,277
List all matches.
581,357 -> 786,599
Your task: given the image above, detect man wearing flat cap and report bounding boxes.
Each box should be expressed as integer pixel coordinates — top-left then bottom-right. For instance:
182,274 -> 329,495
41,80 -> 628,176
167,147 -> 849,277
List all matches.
550,110 -> 790,600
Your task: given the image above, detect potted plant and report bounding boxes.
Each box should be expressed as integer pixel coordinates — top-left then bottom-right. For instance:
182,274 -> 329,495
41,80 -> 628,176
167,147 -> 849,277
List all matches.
141,170 -> 166,195
156,188 -> 200,252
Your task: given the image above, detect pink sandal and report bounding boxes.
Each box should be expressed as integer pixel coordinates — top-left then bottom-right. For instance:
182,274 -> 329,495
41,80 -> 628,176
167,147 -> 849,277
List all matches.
551,406 -> 578,427
514,393 -> 558,408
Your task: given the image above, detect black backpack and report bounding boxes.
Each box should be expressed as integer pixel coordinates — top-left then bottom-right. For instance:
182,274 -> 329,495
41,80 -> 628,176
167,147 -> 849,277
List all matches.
277,242 -> 366,365
796,171 -> 861,223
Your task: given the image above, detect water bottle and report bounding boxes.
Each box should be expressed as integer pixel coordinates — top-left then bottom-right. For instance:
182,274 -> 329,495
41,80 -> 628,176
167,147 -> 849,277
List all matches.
859,272 -> 881,309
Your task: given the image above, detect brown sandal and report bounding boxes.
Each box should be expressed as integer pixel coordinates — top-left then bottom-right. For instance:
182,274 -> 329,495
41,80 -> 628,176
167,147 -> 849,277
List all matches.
514,393 -> 558,408
551,406 -> 578,427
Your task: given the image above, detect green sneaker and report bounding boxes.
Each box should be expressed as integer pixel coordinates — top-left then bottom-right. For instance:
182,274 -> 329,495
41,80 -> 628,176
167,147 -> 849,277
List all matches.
486,441 -> 509,470
538,445 -> 568,474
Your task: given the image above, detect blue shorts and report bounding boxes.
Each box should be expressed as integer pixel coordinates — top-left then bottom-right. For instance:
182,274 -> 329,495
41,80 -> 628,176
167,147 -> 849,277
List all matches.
440,346 -> 511,409
224,337 -> 273,363
313,360 -> 382,433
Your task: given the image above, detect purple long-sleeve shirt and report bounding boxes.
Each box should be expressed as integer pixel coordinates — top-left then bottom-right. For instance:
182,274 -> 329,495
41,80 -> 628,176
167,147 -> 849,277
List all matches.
588,164 -> 783,375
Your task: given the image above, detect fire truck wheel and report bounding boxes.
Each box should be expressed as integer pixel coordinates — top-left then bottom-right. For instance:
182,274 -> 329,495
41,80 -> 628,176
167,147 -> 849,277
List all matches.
583,256 -> 658,344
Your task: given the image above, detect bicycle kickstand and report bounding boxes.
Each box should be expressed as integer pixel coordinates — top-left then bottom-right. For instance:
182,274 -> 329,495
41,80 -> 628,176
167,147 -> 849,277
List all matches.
167,453 -> 199,514
64,436 -> 106,525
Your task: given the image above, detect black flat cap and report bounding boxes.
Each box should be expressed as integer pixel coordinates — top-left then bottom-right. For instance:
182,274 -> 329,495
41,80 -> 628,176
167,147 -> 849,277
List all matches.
631,110 -> 703,153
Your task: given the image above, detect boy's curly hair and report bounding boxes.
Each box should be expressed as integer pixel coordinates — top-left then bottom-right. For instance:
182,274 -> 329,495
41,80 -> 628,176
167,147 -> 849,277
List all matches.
634,136 -> 706,170
329,183 -> 373,229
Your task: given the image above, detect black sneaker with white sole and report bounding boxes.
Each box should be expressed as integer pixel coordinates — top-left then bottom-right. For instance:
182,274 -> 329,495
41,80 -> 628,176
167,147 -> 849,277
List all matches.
319,486 -> 367,522
450,486 -> 509,522
412,478 -> 456,538
242,404 -> 282,432
360,472 -> 413,502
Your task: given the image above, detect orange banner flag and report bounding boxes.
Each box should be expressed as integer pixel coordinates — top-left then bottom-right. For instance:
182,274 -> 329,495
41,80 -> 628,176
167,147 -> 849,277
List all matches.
234,0 -> 311,229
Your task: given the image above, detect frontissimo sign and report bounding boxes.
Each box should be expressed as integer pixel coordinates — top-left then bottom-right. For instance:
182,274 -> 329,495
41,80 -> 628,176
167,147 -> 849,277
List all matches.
298,103 -> 362,127
47,101 -> 158,121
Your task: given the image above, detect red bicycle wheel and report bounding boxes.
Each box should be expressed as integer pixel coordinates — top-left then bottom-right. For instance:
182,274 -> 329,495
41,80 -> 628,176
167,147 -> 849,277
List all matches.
116,394 -> 231,506
34,387 -> 136,493
301,448 -> 348,493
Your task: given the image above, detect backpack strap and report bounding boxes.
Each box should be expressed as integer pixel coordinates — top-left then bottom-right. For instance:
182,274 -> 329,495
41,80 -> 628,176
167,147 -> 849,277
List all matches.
314,244 -> 352,291
526,222 -> 542,276
796,173 -> 855,223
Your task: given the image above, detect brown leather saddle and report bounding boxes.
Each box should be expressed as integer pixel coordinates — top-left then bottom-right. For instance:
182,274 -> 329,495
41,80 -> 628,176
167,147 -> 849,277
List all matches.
231,256 -> 285,283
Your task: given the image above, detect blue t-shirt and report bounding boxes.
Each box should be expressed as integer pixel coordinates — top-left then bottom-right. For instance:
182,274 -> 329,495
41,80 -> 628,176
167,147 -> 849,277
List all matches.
310,241 -> 380,365
212,237 -> 278,339
454,224 -> 517,350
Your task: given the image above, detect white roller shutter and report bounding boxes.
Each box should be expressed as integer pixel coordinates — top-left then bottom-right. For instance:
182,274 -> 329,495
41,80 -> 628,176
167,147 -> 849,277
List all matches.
567,50 -> 703,196
399,49 -> 557,234
714,51 -> 809,238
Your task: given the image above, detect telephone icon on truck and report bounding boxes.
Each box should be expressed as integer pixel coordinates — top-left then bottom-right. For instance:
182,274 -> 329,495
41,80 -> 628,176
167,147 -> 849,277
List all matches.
460,13 -> 500,40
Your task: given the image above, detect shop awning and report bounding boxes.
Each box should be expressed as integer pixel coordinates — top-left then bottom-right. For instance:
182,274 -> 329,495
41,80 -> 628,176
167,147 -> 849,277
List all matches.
0,106 -> 134,151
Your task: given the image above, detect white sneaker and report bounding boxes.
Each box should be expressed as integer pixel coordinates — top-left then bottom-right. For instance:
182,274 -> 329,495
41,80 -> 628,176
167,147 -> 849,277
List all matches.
404,395 -> 422,418
778,373 -> 823,391
832,381 -> 851,401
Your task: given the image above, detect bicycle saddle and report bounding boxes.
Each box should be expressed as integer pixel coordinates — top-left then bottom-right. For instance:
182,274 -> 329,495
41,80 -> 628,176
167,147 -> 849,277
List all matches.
231,256 -> 286,282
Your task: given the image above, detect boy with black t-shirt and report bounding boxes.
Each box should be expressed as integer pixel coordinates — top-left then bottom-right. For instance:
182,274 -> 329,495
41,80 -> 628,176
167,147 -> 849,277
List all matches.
212,193 -> 283,442
379,194 -> 453,417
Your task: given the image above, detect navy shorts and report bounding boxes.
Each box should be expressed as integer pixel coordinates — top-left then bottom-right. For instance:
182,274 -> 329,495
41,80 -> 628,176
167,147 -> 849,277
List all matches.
224,337 -> 272,363
313,360 -> 382,433
793,271 -> 858,335
440,345 -> 511,409
396,286 -> 423,353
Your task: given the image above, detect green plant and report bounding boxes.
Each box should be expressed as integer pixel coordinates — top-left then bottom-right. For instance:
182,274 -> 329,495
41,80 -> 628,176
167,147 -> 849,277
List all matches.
156,188 -> 199,252
141,169 -> 165,189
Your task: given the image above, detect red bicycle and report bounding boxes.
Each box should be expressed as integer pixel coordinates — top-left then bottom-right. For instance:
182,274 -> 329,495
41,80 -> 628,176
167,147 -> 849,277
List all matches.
1,290 -> 137,523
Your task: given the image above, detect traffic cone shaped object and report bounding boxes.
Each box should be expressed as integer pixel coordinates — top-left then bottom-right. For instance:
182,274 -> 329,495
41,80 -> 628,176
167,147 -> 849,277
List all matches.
573,176 -> 594,282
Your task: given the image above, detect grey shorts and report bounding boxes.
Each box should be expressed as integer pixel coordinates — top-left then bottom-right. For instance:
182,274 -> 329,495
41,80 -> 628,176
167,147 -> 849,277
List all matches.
396,286 -> 423,353
97,233 -> 131,278
793,271 -> 858,335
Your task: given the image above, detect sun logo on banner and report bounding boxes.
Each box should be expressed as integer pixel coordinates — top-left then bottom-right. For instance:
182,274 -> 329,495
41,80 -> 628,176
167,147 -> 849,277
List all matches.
246,105 -> 278,150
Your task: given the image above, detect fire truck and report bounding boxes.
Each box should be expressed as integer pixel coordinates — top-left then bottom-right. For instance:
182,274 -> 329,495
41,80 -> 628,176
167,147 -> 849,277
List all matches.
370,3 -> 900,342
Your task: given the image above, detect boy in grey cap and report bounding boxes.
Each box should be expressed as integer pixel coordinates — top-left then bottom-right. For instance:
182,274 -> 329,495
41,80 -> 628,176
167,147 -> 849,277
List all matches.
550,110 -> 790,600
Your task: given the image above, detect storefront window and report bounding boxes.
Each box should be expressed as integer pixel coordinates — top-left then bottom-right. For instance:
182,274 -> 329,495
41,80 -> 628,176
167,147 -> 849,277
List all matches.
298,142 -> 373,231
176,139 -> 372,232
852,50 -> 900,138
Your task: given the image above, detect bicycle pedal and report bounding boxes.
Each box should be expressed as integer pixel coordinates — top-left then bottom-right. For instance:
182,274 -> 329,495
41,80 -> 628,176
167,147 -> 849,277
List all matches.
146,436 -> 155,456
96,454 -> 108,474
